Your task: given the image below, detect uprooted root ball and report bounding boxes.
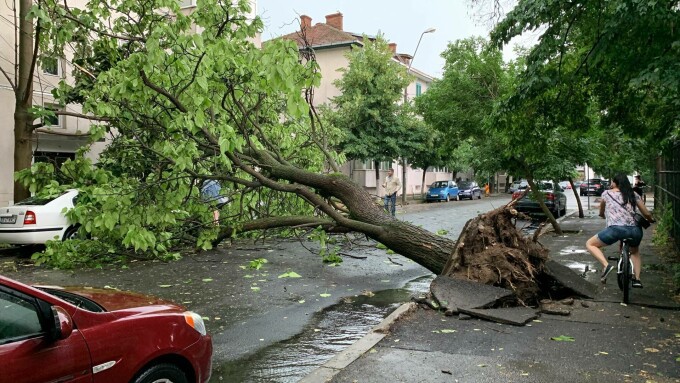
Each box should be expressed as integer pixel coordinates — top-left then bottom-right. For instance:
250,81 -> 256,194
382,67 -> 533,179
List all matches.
441,204 -> 549,303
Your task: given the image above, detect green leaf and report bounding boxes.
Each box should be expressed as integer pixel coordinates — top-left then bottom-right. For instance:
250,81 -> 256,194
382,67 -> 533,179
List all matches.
319,293 -> 331,298
202,278 -> 213,282
278,271 -> 302,278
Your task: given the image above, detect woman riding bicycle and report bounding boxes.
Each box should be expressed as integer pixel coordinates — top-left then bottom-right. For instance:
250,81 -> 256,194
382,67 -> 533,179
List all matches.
585,174 -> 654,288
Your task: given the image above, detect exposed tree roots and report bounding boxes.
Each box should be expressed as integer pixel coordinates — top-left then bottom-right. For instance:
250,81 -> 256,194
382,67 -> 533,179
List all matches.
442,203 -> 549,304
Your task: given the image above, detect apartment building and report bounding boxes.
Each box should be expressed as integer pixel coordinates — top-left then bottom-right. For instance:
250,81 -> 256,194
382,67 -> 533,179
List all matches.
273,12 -> 454,197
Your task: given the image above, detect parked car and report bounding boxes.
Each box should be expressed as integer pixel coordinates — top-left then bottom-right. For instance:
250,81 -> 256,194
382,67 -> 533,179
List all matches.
508,180 -> 528,194
0,275 -> 212,383
579,178 -> 606,196
458,181 -> 482,200
425,180 -> 459,202
558,181 -> 572,190
512,182 -> 567,217
0,190 -> 79,245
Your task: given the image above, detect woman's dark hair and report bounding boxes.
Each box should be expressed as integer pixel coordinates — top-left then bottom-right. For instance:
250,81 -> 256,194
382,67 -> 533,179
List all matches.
613,174 -> 637,209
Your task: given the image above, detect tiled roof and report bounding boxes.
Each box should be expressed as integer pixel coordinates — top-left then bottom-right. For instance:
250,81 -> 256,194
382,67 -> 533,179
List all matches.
278,23 -> 362,48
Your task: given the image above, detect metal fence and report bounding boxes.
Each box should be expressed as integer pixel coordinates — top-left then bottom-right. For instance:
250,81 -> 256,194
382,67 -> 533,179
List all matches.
655,142 -> 680,252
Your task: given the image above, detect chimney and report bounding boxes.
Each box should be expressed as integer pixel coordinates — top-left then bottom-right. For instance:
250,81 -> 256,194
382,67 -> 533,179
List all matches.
325,12 -> 343,30
300,15 -> 312,31
388,43 -> 397,54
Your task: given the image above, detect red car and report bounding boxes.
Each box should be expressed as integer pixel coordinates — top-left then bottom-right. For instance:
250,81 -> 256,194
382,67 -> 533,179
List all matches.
0,276 -> 212,383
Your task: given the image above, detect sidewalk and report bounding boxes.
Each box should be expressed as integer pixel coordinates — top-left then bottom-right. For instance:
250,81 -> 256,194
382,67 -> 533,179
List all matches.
301,211 -> 680,383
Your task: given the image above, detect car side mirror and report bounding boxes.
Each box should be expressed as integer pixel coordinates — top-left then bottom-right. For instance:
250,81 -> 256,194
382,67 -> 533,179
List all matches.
49,306 -> 74,341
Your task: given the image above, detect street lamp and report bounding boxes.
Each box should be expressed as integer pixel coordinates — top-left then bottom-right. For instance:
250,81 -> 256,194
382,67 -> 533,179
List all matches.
402,27 -> 435,204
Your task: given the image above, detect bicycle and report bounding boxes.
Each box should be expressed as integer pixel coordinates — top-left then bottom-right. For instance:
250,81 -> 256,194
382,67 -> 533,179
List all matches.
606,238 -> 634,303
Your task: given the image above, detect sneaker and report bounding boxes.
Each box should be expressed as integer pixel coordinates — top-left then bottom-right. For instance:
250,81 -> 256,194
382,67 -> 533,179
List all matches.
632,279 -> 643,288
600,264 -> 614,283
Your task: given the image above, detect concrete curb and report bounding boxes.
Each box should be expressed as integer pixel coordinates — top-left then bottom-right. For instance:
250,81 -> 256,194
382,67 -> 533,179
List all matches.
298,302 -> 417,383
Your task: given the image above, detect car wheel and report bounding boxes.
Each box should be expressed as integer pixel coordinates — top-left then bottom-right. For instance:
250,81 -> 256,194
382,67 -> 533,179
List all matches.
62,225 -> 80,241
446,194 -> 450,202
133,363 -> 188,383
477,192 -> 482,199
553,204 -> 561,218
456,194 -> 460,201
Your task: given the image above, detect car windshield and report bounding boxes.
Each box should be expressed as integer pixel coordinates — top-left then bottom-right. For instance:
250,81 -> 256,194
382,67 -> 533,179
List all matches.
539,183 -> 554,190
38,287 -> 106,312
431,181 -> 448,188
14,195 -> 58,206
587,179 -> 602,184
458,182 -> 472,189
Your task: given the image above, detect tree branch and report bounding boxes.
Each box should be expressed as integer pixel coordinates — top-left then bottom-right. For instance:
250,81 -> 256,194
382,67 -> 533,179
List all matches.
139,70 -> 188,112
0,65 -> 16,91
212,215 -> 338,245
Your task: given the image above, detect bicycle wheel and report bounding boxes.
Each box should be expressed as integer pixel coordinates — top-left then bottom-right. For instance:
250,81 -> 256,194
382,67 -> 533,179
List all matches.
621,244 -> 631,303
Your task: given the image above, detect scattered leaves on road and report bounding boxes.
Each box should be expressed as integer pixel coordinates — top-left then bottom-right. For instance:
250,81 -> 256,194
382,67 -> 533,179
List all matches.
643,348 -> 660,353
436,229 -> 448,235
158,284 -> 172,288
320,293 -> 331,297
202,278 -> 213,282
432,329 -> 457,334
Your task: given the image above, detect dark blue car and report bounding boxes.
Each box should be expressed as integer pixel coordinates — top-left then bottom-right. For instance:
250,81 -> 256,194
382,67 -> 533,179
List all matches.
426,181 -> 459,202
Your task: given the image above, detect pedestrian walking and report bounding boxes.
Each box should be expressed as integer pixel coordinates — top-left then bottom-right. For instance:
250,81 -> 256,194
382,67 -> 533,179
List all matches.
201,179 -> 226,225
382,168 -> 401,217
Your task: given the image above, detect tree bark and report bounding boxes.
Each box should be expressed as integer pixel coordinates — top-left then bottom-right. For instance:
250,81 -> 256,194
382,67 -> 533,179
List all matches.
13,0 -> 35,202
569,177 -> 584,218
526,177 -> 563,235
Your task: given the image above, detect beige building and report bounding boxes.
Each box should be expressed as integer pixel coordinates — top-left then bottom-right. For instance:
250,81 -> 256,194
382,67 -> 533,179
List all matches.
275,12 -> 455,198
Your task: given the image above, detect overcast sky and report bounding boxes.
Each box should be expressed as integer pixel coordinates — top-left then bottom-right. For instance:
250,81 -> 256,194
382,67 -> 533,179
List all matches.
256,0 -> 501,78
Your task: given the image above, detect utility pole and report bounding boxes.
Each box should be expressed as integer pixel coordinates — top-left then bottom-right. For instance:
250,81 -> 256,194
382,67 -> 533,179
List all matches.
401,27 -> 435,204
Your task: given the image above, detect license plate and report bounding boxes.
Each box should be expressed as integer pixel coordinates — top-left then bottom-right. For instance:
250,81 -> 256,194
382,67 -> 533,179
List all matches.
430,194 -> 438,197
0,216 -> 17,224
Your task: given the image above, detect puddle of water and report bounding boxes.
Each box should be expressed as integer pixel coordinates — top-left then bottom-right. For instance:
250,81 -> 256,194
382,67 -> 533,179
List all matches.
213,275 -> 434,382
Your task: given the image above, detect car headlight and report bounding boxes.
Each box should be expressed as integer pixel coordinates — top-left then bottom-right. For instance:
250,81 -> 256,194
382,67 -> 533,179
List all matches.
184,311 -> 207,336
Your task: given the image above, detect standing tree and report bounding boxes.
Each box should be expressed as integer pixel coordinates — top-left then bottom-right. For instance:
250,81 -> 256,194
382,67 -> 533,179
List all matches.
330,35 -> 411,194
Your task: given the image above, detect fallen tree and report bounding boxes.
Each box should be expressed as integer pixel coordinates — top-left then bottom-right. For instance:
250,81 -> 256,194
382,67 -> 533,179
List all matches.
19,0 -> 572,304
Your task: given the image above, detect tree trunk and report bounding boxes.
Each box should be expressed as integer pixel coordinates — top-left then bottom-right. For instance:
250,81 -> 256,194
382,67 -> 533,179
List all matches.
13,0 -> 35,202
569,177 -> 584,218
401,158 -> 407,204
526,177 -> 563,235
420,167 -> 427,199
264,162 -> 454,273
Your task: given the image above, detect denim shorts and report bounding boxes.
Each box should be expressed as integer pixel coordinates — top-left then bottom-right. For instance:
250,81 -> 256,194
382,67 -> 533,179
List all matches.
596,225 -> 643,247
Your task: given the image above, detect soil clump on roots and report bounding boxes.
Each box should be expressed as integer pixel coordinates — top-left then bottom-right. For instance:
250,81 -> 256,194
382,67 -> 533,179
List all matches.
441,203 -> 550,305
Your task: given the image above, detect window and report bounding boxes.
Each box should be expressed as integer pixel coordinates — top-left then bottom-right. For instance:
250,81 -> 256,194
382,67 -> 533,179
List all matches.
415,82 -> 422,97
359,160 -> 392,170
41,57 -> 60,76
0,290 -> 43,343
178,0 -> 195,7
42,103 -> 62,128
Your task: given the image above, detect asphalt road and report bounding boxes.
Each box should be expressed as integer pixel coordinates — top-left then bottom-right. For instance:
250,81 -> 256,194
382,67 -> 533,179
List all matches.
2,192 -> 664,381
0,194 -> 511,380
